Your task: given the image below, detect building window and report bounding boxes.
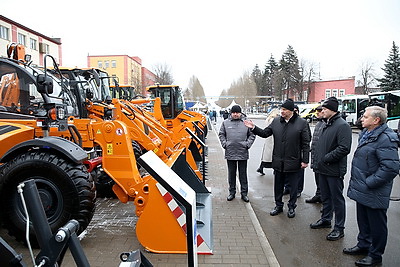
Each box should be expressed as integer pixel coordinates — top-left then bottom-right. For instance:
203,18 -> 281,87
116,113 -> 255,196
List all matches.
111,60 -> 116,68
30,38 -> 37,50
339,89 -> 345,97
303,90 -> 308,101
332,89 -> 338,97
18,33 -> 26,46
98,61 -> 103,68
0,25 -> 9,40
325,89 -> 331,99
39,43 -> 49,53
105,60 -> 109,68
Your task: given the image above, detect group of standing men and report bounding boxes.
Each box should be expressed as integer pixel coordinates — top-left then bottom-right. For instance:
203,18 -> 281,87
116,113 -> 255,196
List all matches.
219,97 -> 399,266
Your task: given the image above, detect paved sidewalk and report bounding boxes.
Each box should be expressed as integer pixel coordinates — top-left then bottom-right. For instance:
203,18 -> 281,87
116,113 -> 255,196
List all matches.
0,124 -> 279,266
192,124 -> 278,266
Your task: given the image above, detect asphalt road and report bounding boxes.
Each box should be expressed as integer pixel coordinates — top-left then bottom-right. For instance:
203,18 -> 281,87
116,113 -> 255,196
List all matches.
214,116 -> 400,267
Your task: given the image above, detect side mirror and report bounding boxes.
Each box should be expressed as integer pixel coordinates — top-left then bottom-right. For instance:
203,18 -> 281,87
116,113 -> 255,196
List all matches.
37,74 -> 54,94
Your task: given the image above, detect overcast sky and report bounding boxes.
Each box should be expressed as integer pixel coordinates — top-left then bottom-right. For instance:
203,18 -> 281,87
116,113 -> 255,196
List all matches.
2,0 -> 399,102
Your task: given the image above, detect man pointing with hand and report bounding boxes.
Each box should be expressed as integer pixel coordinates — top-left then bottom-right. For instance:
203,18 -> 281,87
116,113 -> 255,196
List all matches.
244,99 -> 311,218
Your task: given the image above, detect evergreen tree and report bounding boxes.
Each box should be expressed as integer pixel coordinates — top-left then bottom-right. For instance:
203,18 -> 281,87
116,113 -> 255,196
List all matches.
279,45 -> 302,100
263,54 -> 279,97
377,41 -> 400,91
251,64 -> 264,95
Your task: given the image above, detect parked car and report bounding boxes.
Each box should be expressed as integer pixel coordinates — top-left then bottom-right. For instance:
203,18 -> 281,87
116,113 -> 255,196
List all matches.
299,103 -> 321,122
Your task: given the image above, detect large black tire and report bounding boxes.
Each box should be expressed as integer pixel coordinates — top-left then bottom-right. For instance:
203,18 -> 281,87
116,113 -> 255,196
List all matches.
95,171 -> 116,198
0,150 -> 96,246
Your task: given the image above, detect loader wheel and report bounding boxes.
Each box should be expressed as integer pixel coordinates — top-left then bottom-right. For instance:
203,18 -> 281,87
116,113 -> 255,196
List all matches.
95,171 -> 116,198
132,140 -> 143,163
0,150 -> 96,247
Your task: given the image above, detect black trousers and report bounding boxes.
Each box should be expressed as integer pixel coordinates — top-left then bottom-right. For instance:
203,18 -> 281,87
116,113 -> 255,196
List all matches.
356,202 -> 388,261
284,168 -> 304,194
319,174 -> 346,230
227,160 -> 248,196
314,172 -> 321,197
274,170 -> 300,209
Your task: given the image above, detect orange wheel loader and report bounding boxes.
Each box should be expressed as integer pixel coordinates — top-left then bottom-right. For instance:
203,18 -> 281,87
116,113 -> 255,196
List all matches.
0,44 -> 96,247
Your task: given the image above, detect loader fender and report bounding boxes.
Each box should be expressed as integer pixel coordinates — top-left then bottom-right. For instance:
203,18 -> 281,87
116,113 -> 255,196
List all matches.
0,136 -> 87,164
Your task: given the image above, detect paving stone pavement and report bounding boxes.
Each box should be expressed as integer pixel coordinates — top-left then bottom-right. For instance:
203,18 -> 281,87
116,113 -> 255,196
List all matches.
0,125 -> 277,266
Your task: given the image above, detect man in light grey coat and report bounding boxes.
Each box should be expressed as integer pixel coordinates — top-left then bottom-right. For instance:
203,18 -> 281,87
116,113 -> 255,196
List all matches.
219,105 -> 255,202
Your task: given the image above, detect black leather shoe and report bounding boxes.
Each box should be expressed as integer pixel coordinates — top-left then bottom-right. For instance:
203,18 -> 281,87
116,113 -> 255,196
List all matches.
355,256 -> 382,266
305,195 -> 322,203
270,206 -> 283,216
343,246 -> 369,255
310,219 -> 331,229
287,208 -> 295,218
326,229 -> 344,241
297,192 -> 301,198
256,168 -> 265,175
227,194 -> 235,201
241,195 -> 249,202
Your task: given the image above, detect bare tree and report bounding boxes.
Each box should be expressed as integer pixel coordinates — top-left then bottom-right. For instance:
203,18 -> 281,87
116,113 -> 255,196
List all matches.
152,63 -> 174,84
300,59 -> 318,102
357,61 -> 377,94
222,71 -> 256,110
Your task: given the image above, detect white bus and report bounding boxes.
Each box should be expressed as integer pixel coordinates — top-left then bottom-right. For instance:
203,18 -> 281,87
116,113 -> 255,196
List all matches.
368,90 -> 400,130
338,95 -> 369,126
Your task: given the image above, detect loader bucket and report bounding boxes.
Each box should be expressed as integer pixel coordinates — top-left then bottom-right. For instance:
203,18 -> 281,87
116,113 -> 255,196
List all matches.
136,152 -> 213,254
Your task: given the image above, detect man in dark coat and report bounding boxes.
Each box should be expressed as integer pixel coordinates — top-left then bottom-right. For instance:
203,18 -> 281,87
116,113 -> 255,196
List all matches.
244,99 -> 311,218
219,105 -> 255,202
310,96 -> 352,241
343,106 -> 399,266
306,105 -> 324,203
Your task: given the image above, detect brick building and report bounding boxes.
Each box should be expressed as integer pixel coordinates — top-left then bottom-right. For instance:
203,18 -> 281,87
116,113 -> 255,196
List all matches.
306,77 -> 356,103
141,66 -> 157,95
87,55 -> 156,95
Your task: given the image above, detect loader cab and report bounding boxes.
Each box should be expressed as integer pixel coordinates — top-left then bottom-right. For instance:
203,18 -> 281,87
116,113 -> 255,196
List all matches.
147,85 -> 185,119
0,59 -> 36,115
0,56 -> 70,131
110,85 -> 136,100
95,68 -> 113,101
56,67 -> 114,118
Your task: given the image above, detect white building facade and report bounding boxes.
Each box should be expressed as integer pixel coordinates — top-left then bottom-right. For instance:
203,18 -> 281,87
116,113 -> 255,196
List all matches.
0,15 -> 62,66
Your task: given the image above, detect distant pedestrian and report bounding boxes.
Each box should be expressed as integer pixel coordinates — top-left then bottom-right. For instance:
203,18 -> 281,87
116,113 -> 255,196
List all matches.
219,105 -> 255,202
223,110 -> 229,120
310,96 -> 352,241
305,105 -> 324,204
343,106 -> 399,266
208,110 -> 214,122
212,110 -> 217,122
244,99 -> 311,218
